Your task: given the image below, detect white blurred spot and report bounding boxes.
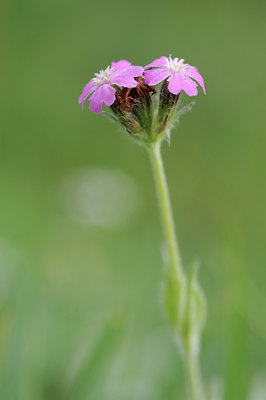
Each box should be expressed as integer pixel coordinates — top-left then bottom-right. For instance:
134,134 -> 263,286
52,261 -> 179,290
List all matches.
207,377 -> 224,400
59,167 -> 141,229
249,371 -> 266,400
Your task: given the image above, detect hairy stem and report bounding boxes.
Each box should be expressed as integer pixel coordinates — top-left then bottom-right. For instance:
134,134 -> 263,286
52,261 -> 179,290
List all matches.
185,345 -> 205,400
148,140 -> 185,290
147,139 -> 205,400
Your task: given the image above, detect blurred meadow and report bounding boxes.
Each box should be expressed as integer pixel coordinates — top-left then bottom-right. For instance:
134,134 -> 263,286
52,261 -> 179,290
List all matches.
1,0 -> 266,398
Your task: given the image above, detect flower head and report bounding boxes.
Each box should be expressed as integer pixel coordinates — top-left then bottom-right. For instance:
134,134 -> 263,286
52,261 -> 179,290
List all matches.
79,60 -> 144,114
144,56 -> 206,97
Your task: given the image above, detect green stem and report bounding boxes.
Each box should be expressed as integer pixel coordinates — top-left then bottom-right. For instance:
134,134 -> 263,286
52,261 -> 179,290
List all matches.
148,140 -> 184,289
185,345 -> 205,400
147,139 -> 205,400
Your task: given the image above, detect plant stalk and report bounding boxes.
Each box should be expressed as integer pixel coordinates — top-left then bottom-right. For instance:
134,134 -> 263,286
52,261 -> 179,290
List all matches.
185,343 -> 205,400
147,139 -> 205,400
148,140 -> 184,288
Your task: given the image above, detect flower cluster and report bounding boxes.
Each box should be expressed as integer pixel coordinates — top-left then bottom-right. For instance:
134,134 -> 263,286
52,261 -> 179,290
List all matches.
79,56 -> 205,142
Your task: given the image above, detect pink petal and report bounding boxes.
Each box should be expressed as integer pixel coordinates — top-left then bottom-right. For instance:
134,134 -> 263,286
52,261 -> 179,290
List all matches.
145,56 -> 168,69
78,81 -> 97,110
112,65 -> 144,79
180,75 -> 198,96
112,66 -> 144,88
89,87 -> 104,114
185,67 -> 206,94
112,76 -> 138,88
111,60 -> 132,71
124,65 -> 144,77
144,68 -> 170,86
102,84 -> 116,107
167,73 -> 183,95
168,73 -> 198,96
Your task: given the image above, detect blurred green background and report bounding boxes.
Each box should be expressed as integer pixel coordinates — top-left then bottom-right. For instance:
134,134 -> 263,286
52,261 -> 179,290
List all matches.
1,0 -> 266,399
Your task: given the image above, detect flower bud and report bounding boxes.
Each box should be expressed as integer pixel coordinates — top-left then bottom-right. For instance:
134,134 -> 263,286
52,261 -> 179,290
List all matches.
110,101 -> 141,136
156,80 -> 180,133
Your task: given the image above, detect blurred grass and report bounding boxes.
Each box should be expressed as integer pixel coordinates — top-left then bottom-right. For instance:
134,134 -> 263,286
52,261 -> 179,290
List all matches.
1,0 -> 266,398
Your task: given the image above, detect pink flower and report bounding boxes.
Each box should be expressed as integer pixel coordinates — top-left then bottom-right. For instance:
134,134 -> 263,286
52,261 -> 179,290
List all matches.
79,60 -> 144,114
144,56 -> 206,97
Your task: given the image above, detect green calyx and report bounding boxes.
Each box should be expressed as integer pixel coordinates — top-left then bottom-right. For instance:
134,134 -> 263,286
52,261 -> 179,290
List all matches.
108,80 -> 195,145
